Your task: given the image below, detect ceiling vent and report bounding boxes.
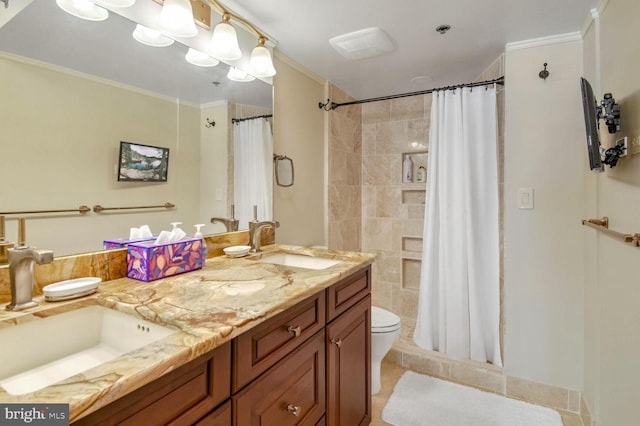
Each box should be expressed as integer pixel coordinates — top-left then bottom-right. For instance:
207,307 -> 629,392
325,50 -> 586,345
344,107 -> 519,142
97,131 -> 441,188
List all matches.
329,27 -> 395,60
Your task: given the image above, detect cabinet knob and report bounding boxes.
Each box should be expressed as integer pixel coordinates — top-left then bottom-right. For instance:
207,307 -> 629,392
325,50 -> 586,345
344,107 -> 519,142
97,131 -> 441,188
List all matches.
287,325 -> 301,337
330,337 -> 342,348
286,404 -> 301,416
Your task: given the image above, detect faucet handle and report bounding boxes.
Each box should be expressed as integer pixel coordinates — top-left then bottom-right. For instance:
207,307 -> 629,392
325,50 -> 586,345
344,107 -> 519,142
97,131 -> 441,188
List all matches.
17,218 -> 27,248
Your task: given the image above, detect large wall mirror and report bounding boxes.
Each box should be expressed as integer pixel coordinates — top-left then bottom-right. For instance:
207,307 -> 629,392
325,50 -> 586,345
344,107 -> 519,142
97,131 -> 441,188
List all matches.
0,0 -> 274,262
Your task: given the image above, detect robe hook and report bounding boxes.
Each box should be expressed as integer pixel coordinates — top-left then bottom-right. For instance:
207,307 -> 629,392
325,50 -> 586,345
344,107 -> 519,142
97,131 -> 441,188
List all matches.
205,118 -> 216,128
539,63 -> 550,80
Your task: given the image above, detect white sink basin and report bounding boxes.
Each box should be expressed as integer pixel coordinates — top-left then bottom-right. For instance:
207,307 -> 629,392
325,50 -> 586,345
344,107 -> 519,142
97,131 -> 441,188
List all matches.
0,306 -> 175,395
258,253 -> 340,270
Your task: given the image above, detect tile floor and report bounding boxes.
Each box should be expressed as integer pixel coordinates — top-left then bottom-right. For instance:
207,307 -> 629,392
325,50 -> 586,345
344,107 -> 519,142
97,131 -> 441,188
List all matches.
371,358 -> 584,426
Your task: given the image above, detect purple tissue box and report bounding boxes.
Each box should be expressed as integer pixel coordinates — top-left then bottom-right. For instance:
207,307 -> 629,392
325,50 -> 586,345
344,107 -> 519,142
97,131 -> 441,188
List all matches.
126,237 -> 203,282
103,237 -> 156,250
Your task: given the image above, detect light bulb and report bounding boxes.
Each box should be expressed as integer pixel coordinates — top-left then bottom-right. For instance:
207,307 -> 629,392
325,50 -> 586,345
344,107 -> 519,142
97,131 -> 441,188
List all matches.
227,67 -> 255,82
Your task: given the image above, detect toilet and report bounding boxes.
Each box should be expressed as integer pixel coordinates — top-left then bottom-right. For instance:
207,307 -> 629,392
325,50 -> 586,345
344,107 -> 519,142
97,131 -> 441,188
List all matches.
371,306 -> 401,395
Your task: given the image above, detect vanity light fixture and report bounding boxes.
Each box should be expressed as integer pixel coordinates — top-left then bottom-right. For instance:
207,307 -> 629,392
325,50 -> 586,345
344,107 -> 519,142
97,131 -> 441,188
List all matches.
185,48 -> 220,67
248,37 -> 276,78
56,0 -> 109,21
95,0 -> 136,7
208,0 -> 276,76
210,13 -> 242,61
132,24 -> 174,47
227,67 -> 255,82
158,0 -> 198,38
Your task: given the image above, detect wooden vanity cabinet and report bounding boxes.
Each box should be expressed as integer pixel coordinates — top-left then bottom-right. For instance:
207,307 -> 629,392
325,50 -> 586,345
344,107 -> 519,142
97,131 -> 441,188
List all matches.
73,342 -> 231,426
72,265 -> 372,426
325,268 -> 372,426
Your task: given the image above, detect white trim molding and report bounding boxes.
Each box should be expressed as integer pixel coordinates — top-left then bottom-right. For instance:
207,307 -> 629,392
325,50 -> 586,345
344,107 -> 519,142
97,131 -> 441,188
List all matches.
506,32 -> 582,51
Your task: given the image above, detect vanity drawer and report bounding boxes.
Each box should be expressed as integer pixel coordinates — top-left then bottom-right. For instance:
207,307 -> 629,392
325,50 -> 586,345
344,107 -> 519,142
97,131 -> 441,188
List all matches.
233,291 -> 325,391
233,330 -> 326,426
326,267 -> 371,322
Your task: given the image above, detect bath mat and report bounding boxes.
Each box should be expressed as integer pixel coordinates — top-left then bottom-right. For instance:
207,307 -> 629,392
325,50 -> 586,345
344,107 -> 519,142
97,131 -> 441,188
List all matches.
381,371 -> 562,426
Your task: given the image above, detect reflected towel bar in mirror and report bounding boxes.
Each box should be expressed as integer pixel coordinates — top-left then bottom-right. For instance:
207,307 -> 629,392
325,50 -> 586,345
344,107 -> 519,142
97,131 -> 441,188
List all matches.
0,206 -> 91,215
582,216 -> 640,247
93,202 -> 175,213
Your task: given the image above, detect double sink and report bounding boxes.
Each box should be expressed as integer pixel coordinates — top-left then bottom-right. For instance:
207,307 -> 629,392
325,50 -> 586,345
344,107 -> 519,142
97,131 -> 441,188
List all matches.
0,251 -> 341,396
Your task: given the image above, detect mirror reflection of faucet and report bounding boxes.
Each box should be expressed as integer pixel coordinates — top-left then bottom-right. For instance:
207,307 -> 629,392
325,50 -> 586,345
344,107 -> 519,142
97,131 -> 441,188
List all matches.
248,205 -> 279,253
5,218 -> 54,312
0,215 -> 15,264
210,204 -> 239,232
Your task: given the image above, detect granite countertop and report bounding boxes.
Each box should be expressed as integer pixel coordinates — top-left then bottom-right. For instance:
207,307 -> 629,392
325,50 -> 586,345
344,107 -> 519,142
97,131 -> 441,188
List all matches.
0,244 -> 375,422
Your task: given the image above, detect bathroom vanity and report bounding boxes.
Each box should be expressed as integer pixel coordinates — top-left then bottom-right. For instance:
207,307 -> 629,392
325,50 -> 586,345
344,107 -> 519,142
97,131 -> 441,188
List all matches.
0,245 -> 375,426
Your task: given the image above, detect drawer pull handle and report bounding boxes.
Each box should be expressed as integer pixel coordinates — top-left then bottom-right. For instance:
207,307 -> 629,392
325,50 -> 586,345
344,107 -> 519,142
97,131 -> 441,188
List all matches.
286,404 -> 301,416
331,337 -> 342,348
287,325 -> 301,337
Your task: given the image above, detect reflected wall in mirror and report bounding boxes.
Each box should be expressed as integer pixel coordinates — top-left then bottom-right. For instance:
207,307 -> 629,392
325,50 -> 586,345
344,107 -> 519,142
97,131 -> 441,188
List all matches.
0,0 -> 273,262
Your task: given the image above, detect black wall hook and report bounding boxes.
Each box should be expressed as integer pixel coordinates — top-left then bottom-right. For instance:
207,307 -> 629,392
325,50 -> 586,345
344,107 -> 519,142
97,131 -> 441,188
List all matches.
205,118 -> 216,128
539,63 -> 550,80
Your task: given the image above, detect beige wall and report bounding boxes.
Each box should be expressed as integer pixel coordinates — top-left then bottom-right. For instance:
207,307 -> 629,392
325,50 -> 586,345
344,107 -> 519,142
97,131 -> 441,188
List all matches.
1,53 -> 201,256
272,53 -> 326,246
583,0 -> 640,424
504,37 -> 586,390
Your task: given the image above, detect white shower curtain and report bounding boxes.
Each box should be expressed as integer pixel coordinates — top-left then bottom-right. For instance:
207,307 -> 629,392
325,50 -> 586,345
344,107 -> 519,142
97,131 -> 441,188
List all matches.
233,118 -> 273,228
414,86 -> 502,366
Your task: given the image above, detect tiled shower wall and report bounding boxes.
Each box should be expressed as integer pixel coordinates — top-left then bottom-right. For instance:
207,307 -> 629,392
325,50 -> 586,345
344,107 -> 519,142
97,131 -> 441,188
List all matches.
361,95 -> 430,326
327,84 -> 362,251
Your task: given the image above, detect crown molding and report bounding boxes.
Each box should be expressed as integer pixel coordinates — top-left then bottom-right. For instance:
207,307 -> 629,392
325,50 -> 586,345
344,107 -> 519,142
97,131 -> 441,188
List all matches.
506,32 -> 582,51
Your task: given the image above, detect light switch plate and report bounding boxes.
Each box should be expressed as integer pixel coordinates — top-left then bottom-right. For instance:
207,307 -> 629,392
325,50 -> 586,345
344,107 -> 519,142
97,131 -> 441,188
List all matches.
517,188 -> 534,210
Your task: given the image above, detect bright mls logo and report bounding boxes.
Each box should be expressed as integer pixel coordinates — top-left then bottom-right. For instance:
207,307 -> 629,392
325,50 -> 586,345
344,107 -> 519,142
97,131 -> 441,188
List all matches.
1,404 -> 68,425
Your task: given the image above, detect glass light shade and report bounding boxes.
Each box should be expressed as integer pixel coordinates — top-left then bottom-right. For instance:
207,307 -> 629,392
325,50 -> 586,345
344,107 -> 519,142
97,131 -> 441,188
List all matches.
95,0 -> 135,7
227,67 -> 255,82
133,25 -> 174,47
185,48 -> 220,67
248,44 -> 276,77
56,0 -> 108,21
210,21 -> 242,61
158,0 -> 198,38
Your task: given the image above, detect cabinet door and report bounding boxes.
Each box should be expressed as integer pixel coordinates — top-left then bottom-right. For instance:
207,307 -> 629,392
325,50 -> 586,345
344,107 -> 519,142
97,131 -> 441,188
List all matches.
194,401 -> 231,426
233,330 -> 326,426
326,295 -> 371,426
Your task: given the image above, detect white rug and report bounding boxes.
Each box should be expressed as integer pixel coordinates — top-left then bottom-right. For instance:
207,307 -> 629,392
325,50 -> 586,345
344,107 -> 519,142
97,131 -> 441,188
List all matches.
382,371 -> 563,426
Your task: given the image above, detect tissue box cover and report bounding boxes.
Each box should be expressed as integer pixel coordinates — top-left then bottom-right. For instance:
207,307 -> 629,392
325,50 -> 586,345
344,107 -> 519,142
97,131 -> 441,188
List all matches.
127,238 -> 203,282
103,237 -> 156,250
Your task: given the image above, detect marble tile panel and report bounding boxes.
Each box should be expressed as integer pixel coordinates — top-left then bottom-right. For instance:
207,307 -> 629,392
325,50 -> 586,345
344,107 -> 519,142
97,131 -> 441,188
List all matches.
390,96 -> 425,121
407,204 -> 425,219
376,187 -> 403,218
507,375 -> 569,411
401,351 -> 450,380
362,100 -> 391,124
328,148 -> 347,185
375,121 -> 409,154
362,186 -> 377,219
374,251 -> 401,284
372,279 -> 394,312
402,258 -> 421,289
362,155 -> 400,186
407,119 -> 430,151
346,153 -> 362,186
362,123 -> 377,155
362,218 -> 394,252
449,360 -> 506,394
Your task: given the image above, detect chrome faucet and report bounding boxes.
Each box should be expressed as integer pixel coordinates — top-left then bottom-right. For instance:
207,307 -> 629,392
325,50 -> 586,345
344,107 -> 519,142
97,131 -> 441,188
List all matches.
249,221 -> 280,253
210,204 -> 239,232
5,218 -> 54,311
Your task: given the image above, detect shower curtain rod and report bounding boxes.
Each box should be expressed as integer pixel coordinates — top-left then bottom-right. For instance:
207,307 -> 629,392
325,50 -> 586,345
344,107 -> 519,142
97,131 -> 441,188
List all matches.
231,114 -> 273,124
318,76 -> 505,111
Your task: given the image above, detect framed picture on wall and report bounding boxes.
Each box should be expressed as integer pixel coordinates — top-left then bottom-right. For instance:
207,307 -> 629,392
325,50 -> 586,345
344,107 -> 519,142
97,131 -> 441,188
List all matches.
117,141 -> 169,182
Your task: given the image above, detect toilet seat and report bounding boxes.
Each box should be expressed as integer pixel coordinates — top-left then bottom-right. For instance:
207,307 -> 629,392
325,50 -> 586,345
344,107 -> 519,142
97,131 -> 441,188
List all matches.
372,306 -> 401,333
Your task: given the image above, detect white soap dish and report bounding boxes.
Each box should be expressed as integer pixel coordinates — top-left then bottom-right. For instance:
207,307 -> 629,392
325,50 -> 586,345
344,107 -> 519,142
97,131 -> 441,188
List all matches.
43,277 -> 102,302
223,245 -> 251,258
